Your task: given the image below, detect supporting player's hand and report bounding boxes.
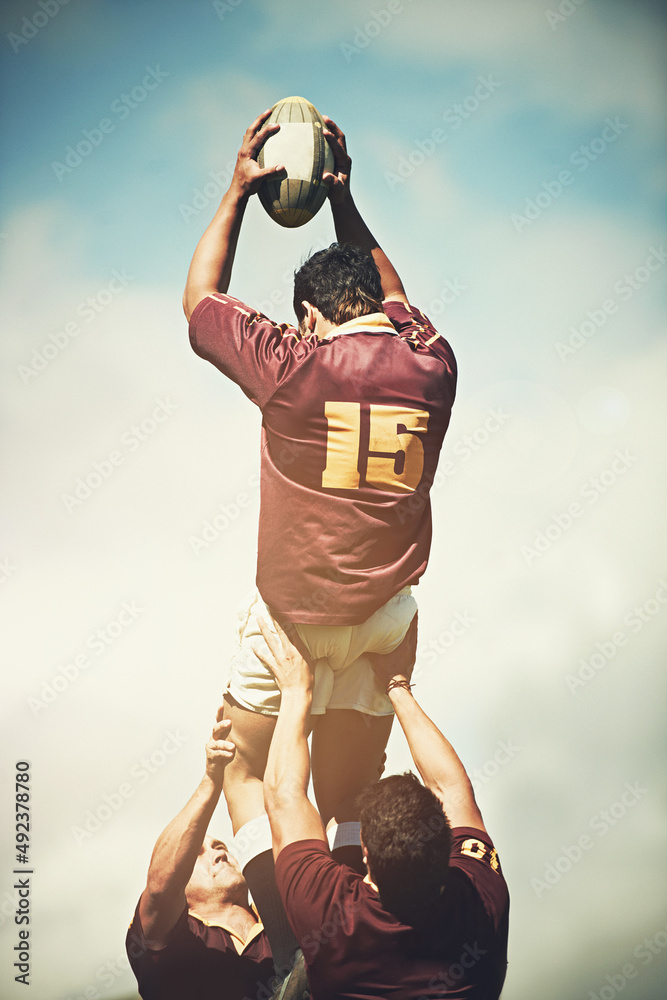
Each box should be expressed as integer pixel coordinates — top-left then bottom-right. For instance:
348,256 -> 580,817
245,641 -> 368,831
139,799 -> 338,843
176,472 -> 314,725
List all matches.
254,615 -> 314,694
230,109 -> 285,198
367,613 -> 418,693
205,706 -> 236,784
322,116 -> 352,205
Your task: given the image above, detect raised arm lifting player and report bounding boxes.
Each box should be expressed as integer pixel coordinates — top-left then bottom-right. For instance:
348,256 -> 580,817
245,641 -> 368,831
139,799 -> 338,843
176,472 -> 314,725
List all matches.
183,110 -> 457,966
260,615 -> 510,1000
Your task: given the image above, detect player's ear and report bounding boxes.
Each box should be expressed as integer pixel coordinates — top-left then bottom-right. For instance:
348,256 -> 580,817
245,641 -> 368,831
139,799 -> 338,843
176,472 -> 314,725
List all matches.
301,301 -> 317,332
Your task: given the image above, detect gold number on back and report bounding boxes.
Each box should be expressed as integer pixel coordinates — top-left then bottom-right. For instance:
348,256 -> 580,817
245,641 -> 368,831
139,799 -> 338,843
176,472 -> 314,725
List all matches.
322,402 -> 361,489
322,402 -> 428,492
366,404 -> 428,493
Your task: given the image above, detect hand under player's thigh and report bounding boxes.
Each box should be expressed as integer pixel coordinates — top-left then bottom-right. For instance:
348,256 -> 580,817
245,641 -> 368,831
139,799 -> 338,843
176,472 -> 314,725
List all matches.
223,589 -> 416,830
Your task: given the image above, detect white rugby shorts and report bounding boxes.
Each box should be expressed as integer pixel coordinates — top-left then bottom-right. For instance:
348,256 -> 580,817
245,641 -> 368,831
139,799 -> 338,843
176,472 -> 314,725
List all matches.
226,587 -> 417,717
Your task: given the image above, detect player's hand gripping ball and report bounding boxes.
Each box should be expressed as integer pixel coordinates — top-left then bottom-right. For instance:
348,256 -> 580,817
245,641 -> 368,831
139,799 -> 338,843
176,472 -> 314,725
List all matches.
257,96 -> 334,228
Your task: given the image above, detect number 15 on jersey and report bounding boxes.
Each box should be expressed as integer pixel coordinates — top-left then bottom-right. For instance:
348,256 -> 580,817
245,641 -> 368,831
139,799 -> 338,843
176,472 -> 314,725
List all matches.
322,402 -> 429,494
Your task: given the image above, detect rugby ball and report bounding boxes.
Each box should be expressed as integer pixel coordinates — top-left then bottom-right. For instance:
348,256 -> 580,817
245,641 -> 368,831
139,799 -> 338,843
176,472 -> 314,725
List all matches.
258,96 -> 334,228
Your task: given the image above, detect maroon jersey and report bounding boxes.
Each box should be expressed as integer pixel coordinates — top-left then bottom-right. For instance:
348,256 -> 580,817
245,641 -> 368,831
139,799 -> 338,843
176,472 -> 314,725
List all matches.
126,901 -> 276,1000
274,828 -> 509,999
190,295 -> 456,624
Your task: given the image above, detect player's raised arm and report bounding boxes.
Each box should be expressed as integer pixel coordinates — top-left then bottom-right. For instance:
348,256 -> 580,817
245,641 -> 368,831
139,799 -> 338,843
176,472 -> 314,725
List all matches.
322,116 -> 408,305
257,618 -> 327,858
138,711 -> 236,948
368,620 -> 487,833
182,111 -> 285,321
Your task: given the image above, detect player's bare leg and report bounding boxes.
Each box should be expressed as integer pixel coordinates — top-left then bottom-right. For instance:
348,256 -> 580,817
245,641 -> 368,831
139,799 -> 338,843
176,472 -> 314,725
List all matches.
317,614 -> 418,830
310,623 -> 416,873
220,694 -> 275,833
311,709 -> 393,828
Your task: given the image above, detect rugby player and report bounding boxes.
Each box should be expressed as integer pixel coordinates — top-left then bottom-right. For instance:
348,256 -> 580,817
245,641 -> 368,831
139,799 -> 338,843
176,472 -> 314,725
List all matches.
260,614 -> 510,999
183,110 -> 457,966
126,703 -> 314,998
125,707 -> 279,999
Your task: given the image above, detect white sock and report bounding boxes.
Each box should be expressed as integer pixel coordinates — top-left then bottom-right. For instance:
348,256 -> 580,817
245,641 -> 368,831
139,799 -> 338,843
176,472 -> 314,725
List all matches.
327,821 -> 361,852
232,814 -> 273,872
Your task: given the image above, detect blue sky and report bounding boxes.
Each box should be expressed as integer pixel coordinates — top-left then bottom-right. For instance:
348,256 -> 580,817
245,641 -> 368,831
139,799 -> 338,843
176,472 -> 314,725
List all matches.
1,1 -> 666,998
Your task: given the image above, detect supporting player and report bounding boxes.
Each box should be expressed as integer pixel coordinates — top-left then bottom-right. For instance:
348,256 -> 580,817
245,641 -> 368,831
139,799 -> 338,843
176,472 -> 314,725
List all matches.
260,614 -> 510,999
183,110 -> 457,966
125,707 -> 309,999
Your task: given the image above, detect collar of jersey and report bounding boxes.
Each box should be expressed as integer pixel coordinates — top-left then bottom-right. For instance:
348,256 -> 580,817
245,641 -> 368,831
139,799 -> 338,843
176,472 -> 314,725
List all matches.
189,909 -> 265,954
324,312 -> 397,340
363,872 -> 380,893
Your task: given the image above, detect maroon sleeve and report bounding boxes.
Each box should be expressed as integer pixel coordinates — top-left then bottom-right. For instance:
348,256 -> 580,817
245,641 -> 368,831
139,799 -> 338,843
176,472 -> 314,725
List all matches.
126,898 -> 186,956
189,293 -> 317,408
448,827 -> 509,931
383,299 -> 457,375
275,839 -> 360,960
125,898 -> 188,979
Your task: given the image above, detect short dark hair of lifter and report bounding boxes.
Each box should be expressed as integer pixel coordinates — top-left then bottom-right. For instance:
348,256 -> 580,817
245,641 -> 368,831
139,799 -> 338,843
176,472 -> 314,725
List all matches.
293,242 -> 383,327
359,772 -> 452,931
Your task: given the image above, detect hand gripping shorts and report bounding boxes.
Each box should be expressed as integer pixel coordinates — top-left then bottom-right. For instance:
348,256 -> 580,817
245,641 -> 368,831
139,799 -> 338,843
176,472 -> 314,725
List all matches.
226,587 -> 417,717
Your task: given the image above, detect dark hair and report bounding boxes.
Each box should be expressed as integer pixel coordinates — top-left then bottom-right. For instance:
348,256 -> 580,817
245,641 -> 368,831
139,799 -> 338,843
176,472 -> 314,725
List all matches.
359,773 -> 452,934
293,242 -> 383,327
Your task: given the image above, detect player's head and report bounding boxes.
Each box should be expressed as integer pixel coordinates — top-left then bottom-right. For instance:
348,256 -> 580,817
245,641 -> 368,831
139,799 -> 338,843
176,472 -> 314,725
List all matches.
293,242 -> 383,333
358,772 -> 452,929
185,835 -> 247,909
